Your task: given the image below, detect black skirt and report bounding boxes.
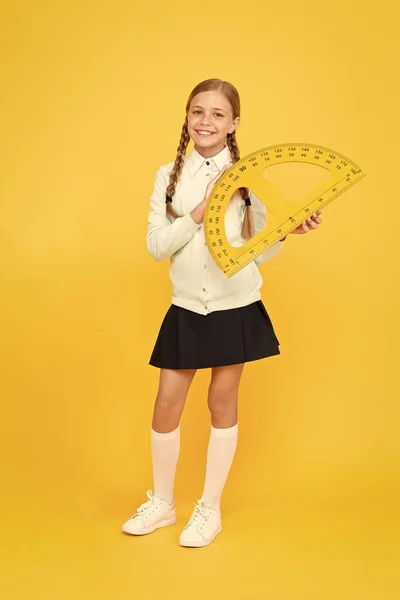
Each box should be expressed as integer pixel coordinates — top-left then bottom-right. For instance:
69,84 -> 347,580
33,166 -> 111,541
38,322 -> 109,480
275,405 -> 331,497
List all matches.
149,300 -> 280,370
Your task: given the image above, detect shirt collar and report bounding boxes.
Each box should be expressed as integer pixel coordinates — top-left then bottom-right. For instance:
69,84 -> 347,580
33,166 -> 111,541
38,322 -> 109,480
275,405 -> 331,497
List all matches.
185,144 -> 232,177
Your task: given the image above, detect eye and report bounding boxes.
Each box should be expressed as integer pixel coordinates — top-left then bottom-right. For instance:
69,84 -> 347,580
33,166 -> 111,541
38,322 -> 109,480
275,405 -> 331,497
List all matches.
192,110 -> 224,117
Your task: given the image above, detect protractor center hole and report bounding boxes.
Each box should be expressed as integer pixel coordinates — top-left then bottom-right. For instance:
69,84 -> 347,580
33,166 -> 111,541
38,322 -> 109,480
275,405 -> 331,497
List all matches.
263,162 -> 331,204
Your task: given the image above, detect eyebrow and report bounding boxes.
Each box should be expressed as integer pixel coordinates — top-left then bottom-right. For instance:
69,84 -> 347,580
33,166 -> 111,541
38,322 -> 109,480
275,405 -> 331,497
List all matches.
192,105 -> 227,112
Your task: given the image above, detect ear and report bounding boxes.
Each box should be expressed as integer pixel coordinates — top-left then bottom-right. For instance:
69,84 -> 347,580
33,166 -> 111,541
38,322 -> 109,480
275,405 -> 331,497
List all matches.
228,117 -> 240,134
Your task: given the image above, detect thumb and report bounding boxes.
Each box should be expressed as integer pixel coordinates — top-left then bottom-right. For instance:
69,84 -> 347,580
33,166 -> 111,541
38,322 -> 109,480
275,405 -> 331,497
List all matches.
213,164 -> 228,179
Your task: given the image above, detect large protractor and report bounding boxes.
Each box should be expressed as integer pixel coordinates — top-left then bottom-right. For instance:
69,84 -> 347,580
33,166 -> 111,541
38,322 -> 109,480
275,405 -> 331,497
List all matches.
204,143 -> 366,278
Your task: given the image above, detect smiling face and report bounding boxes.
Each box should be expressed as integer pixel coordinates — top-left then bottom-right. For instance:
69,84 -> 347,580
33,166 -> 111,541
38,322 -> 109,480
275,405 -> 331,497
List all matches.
187,90 -> 240,158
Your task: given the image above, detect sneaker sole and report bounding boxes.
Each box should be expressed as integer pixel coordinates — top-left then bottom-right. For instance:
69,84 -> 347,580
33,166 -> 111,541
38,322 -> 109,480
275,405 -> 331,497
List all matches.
179,524 -> 222,547
122,515 -> 177,535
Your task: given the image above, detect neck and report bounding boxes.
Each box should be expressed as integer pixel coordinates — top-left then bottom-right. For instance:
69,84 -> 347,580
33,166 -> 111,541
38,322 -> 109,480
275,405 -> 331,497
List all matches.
194,142 -> 226,159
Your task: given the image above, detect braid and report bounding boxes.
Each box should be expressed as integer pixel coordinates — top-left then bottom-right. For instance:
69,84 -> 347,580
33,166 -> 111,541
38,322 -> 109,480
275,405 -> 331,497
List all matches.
165,116 -> 191,220
226,131 -> 254,240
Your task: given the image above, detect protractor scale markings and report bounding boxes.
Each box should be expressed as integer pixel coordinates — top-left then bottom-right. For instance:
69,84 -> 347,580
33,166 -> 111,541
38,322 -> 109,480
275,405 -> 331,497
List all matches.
204,143 -> 366,278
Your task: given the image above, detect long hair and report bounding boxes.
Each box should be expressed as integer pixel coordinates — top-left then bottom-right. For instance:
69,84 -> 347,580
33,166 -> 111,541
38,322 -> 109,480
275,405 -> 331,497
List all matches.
165,78 -> 254,240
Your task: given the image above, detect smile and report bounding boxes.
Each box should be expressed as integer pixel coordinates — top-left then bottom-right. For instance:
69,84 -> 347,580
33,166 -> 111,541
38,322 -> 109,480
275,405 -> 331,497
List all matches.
196,130 -> 216,136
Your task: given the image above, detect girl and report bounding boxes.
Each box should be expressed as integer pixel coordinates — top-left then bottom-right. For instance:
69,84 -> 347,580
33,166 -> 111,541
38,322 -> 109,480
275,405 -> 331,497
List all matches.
122,78 -> 322,547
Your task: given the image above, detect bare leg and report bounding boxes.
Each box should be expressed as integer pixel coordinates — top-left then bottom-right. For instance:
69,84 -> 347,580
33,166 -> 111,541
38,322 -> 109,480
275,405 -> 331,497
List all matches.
152,367 -> 197,432
207,363 -> 245,428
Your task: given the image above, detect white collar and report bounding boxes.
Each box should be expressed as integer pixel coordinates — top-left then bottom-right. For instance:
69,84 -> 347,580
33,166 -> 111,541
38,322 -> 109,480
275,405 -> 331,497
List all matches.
185,144 -> 232,177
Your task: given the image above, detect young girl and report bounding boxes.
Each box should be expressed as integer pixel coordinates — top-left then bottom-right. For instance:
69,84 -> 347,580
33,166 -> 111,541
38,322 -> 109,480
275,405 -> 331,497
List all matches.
122,78 -> 322,547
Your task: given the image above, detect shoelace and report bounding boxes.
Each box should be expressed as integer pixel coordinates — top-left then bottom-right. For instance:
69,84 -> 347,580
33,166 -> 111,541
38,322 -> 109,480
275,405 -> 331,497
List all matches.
188,499 -> 213,530
131,490 -> 162,521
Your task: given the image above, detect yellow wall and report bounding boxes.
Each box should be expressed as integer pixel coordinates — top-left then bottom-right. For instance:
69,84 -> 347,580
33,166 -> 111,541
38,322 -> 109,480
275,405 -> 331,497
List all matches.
1,1 -> 398,598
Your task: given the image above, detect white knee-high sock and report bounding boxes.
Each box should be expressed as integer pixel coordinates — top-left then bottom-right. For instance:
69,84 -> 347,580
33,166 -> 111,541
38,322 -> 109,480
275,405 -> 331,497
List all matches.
200,422 -> 238,512
151,425 -> 180,505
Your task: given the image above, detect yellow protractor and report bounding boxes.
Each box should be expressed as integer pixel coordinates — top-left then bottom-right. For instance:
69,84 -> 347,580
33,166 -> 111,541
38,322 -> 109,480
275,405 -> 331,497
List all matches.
204,142 -> 366,278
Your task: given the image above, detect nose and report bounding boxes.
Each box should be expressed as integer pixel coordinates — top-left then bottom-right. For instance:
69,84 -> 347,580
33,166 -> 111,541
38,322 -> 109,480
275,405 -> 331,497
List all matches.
199,113 -> 212,125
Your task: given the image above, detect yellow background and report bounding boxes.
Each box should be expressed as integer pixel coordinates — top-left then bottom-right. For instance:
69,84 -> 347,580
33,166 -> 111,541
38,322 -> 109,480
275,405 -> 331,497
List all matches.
1,0 -> 399,598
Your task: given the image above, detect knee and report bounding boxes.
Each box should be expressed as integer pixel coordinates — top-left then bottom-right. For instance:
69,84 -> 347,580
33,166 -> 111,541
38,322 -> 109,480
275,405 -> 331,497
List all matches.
207,382 -> 238,417
155,392 -> 184,413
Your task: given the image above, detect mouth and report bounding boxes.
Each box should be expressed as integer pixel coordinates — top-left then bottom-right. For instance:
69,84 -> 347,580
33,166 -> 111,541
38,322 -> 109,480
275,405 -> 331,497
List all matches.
195,130 -> 216,137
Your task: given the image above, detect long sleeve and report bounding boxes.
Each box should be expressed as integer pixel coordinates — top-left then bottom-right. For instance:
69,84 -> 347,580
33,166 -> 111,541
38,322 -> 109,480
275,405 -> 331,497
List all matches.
250,191 -> 285,266
146,166 -> 202,261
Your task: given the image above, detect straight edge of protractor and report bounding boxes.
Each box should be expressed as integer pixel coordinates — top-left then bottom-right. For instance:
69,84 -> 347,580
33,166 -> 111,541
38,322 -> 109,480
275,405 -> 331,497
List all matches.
223,170 -> 366,278
205,144 -> 366,278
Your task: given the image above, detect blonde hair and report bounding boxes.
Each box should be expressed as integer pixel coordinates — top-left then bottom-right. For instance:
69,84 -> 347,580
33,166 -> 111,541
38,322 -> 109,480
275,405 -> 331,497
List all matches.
165,78 -> 254,240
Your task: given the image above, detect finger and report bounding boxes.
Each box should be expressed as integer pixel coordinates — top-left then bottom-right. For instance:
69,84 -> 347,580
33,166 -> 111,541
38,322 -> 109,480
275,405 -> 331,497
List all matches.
307,218 -> 318,229
215,166 -> 228,178
211,172 -> 223,182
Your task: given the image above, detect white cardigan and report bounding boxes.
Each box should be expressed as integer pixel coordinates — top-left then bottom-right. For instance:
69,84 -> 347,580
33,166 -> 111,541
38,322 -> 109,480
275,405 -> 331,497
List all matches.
146,144 -> 285,316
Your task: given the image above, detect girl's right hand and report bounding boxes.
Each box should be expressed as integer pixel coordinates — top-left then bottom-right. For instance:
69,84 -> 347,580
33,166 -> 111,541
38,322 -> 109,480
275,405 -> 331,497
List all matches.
190,164 -> 229,224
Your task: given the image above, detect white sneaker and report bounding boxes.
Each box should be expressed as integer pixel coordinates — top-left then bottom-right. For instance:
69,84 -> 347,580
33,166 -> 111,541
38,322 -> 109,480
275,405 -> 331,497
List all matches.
179,499 -> 222,547
122,489 -> 176,535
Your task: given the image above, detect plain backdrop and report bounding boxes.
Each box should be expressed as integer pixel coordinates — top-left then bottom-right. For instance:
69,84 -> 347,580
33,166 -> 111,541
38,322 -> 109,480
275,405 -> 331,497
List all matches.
1,1 -> 398,598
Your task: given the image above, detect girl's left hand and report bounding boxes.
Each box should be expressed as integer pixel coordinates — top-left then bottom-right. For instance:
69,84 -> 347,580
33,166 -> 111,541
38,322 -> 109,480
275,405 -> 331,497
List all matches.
290,209 -> 323,235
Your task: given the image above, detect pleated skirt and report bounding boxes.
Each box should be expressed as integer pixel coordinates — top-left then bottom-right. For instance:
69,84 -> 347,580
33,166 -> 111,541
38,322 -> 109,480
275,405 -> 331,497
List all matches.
149,300 -> 280,370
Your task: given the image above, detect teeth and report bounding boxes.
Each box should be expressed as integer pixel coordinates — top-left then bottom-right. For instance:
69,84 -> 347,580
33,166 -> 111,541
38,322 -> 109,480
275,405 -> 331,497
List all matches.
197,131 -> 214,135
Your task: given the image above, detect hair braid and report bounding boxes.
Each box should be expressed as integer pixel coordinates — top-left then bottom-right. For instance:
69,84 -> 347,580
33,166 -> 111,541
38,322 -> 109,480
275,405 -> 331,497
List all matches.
226,131 -> 255,240
165,116 -> 191,220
